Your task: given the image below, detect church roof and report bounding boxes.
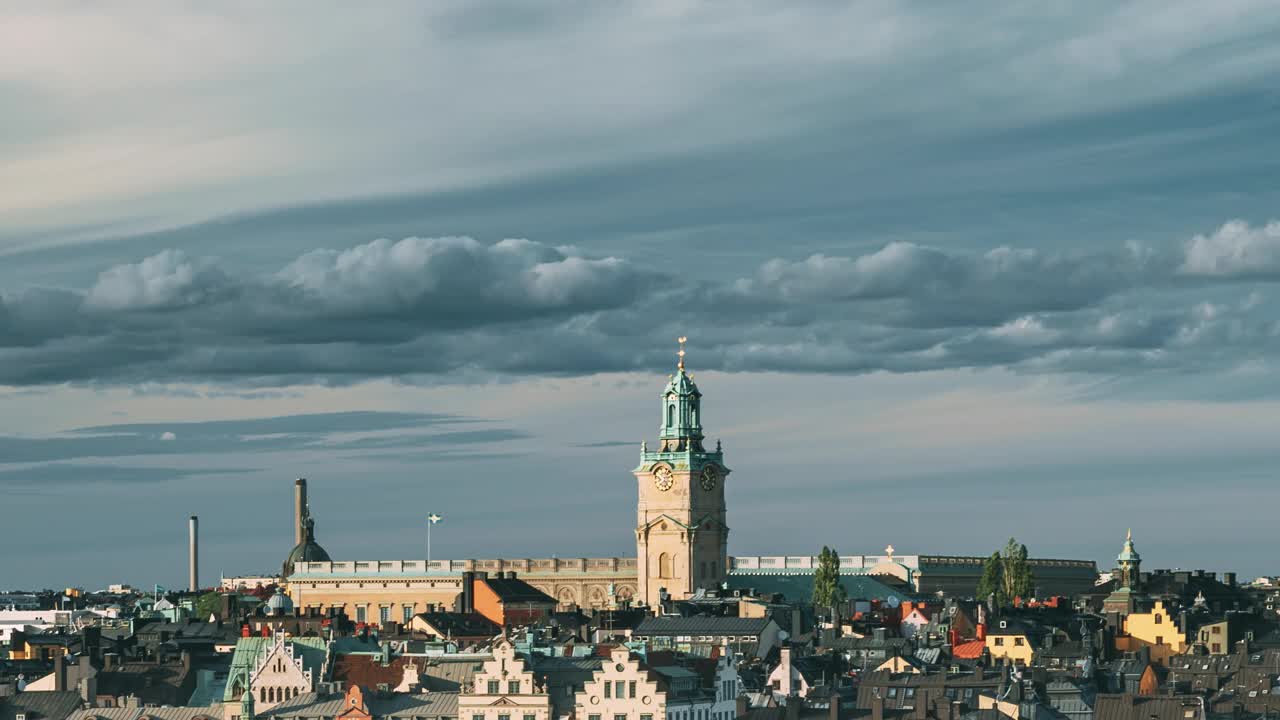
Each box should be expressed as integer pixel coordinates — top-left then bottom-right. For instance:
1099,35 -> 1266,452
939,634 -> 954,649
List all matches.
222,635 -> 328,701
1117,529 -> 1140,563
664,368 -> 701,397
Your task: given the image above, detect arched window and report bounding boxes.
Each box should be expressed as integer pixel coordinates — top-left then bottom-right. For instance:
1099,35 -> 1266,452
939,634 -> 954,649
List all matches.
667,404 -> 675,427
691,402 -> 699,426
658,553 -> 673,579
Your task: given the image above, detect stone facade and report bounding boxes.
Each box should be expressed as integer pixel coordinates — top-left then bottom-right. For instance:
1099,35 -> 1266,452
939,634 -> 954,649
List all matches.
289,558 -> 638,614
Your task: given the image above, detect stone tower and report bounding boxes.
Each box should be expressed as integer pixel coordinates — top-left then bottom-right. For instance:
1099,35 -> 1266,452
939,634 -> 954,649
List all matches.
634,339 -> 730,608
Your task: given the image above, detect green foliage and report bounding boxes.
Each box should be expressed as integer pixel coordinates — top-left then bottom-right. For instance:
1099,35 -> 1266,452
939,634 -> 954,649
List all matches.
812,546 -> 848,610
195,590 -> 221,619
976,538 -> 1036,607
977,551 -> 1004,607
1002,539 -> 1034,603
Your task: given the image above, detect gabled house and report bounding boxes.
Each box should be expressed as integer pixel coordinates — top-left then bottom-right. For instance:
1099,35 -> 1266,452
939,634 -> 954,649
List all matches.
222,633 -> 328,712
458,638 -> 551,720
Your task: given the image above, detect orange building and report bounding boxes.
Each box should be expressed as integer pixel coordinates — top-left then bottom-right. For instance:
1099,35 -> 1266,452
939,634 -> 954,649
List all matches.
462,571 -> 557,627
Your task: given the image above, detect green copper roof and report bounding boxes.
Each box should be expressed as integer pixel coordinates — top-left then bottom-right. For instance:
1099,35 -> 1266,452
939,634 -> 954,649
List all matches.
1117,529 -> 1141,563
223,635 -> 328,702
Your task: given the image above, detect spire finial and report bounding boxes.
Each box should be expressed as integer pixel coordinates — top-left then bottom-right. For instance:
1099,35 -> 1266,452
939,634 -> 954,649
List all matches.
677,336 -> 687,370
1126,528 -> 1132,542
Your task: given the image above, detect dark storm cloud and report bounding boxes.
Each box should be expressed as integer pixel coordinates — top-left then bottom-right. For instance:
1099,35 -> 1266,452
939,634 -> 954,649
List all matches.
2,224 -> 1280,386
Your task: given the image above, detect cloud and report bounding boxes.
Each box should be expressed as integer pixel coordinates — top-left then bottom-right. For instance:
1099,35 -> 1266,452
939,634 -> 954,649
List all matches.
2,223 -> 1280,386
0,411 -> 503,464
1181,220 -> 1280,278
159,431 -> 176,441
0,463 -> 251,486
85,249 -> 230,311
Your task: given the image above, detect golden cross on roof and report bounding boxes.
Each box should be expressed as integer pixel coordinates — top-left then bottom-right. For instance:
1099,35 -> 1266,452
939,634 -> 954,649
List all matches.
677,336 -> 687,370
885,544 -> 895,559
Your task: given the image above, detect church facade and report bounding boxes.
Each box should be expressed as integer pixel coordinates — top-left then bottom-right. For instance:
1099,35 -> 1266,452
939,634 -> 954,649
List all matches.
286,344 -> 1098,615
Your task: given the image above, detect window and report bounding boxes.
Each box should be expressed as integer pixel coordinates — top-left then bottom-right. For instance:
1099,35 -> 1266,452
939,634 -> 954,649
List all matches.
658,553 -> 673,579
509,681 -> 521,694
615,715 -> 627,720
668,405 -> 675,426
1014,637 -> 1024,646
356,606 -> 367,623
616,681 -> 626,699
630,681 -> 637,698
403,606 -> 414,624
642,715 -> 653,720
589,715 -> 601,720
772,680 -> 781,690
1156,636 -> 1164,645
887,688 -> 897,698
700,562 -> 707,578
905,688 -> 915,699
605,681 -> 612,699
1212,644 -> 1222,653
525,715 -> 537,720
711,561 -> 717,577
488,680 -> 500,695
1155,614 -> 1163,624
474,715 -> 485,720
498,715 -> 510,720
1212,626 -> 1222,635
994,637 -> 1004,646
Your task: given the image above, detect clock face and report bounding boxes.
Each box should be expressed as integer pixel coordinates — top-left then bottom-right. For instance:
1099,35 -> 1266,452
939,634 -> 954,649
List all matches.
653,466 -> 674,491
700,465 -> 718,491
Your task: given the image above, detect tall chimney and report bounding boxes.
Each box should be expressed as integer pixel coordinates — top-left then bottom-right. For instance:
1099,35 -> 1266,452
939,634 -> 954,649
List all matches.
295,478 -> 308,545
189,515 -> 199,592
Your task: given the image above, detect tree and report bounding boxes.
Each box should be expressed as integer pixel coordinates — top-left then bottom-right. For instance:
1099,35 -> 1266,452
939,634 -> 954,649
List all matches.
1001,539 -> 1034,603
976,551 -> 1004,607
196,591 -> 222,619
812,546 -> 847,611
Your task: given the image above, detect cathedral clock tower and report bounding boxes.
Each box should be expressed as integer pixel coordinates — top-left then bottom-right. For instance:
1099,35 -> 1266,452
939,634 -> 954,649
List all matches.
634,338 -> 730,608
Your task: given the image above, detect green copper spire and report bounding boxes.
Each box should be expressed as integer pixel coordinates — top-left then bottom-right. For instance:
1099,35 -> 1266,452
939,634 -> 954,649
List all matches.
636,338 -> 726,472
1116,528 -> 1141,591
1117,528 -> 1140,563
659,337 -> 703,447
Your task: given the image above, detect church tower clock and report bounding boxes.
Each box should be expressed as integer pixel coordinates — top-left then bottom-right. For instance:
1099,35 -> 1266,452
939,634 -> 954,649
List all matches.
634,338 -> 730,609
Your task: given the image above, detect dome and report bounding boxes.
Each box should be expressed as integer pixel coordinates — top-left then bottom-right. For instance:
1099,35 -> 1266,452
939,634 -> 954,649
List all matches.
266,587 -> 295,616
283,504 -> 330,577
283,537 -> 330,577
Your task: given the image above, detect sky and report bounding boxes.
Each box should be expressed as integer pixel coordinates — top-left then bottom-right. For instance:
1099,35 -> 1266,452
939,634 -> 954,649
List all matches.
4,1 -> 1280,590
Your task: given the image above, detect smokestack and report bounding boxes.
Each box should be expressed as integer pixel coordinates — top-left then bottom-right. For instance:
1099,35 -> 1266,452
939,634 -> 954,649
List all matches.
295,478 -> 308,545
189,515 -> 199,592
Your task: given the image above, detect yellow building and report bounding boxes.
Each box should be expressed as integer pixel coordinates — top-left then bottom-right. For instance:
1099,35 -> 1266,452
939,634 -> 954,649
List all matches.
1123,600 -> 1187,655
985,619 -> 1037,666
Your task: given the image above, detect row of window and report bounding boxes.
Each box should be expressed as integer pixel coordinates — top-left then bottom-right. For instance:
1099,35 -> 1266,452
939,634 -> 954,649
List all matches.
603,681 -> 638,699
260,686 -> 301,703
587,714 -> 653,720
486,681 -> 524,695
472,714 -> 537,720
351,606 -> 416,624
990,637 -> 1024,646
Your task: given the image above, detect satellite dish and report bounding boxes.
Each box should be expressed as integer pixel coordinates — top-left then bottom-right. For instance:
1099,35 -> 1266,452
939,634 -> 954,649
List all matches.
886,596 -> 901,609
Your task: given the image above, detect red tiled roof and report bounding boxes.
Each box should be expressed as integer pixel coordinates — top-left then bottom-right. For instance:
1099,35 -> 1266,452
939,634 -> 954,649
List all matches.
953,640 -> 986,660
